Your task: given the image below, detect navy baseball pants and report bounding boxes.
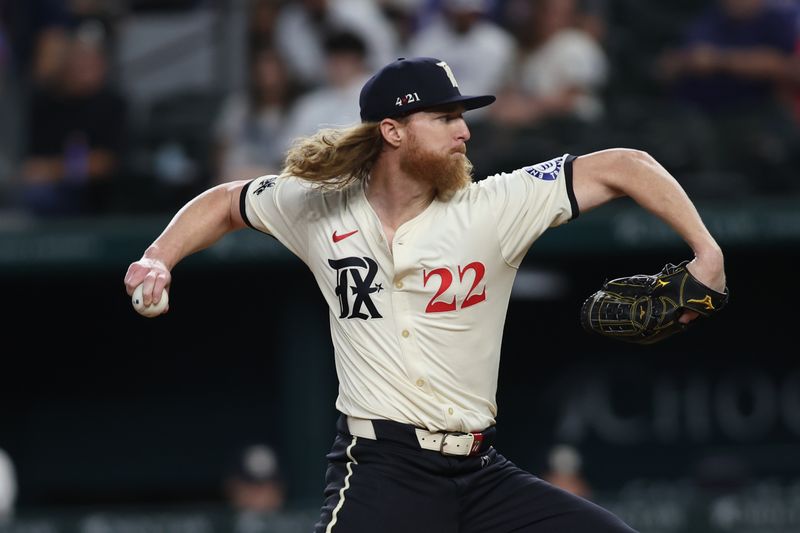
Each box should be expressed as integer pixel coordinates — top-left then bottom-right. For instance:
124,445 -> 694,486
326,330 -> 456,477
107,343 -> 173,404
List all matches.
314,414 -> 638,533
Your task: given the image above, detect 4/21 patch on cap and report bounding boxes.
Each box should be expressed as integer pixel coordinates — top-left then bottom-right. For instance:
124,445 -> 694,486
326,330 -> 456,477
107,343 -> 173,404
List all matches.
524,157 -> 563,181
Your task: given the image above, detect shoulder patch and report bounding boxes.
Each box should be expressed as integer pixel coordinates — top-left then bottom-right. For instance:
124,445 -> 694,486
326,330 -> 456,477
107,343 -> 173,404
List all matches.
523,157 -> 563,181
253,176 -> 277,195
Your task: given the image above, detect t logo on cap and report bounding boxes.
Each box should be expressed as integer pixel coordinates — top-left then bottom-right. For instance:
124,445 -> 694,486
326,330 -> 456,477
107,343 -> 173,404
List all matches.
436,61 -> 458,88
359,57 -> 495,122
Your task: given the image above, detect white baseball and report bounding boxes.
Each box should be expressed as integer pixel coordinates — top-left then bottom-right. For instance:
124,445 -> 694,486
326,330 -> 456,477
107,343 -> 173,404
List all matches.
131,284 -> 169,318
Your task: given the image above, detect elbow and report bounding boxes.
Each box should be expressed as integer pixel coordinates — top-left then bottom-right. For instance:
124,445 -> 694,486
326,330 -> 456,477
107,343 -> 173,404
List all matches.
603,148 -> 668,196
630,149 -> 660,169
613,148 -> 669,179
575,148 -> 672,209
612,147 -> 657,168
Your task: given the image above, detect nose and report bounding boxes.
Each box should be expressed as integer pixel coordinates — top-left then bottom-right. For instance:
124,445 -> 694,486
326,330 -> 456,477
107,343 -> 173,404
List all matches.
456,118 -> 471,142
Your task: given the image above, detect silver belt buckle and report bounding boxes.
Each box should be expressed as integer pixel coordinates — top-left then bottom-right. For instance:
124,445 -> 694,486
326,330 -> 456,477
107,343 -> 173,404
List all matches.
439,432 -> 473,456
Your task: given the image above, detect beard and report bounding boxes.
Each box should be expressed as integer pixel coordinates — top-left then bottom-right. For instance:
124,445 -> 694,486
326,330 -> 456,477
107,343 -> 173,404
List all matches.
399,132 -> 473,199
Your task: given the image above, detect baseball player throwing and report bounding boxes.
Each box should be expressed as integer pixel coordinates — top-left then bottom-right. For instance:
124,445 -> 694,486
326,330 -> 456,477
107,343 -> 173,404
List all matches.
125,57 -> 726,532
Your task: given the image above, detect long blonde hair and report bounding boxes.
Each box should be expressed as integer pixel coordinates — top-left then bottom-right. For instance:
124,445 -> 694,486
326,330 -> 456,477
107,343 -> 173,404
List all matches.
281,122 -> 385,190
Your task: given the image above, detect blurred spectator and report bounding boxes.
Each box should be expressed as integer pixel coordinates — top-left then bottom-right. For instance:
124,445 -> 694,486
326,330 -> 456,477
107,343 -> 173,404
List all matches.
0,448 -> 16,522
273,0 -> 399,89
224,444 -> 286,514
17,20 -> 127,216
1,0 -> 120,86
407,0 -> 515,120
213,45 -> 298,183
575,0 -> 608,44
1,0 -> 71,86
657,0 -> 800,193
279,30 -> 370,147
0,9 -> 8,80
66,1 -> 122,51
246,0 -> 284,53
793,41 -> 800,125
0,3 -> 14,193
490,0 -> 609,127
657,0 -> 796,113
0,1 -> 73,197
378,0 -> 426,54
541,444 -> 592,500
773,0 -> 800,125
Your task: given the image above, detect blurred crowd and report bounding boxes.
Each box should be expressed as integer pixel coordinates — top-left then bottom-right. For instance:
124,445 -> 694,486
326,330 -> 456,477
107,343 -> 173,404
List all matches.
1,0 -> 800,218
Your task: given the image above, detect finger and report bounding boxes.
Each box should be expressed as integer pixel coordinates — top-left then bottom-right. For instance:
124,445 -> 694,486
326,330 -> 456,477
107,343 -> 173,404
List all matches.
124,263 -> 146,295
679,310 -> 700,325
141,272 -> 159,306
152,272 -> 170,305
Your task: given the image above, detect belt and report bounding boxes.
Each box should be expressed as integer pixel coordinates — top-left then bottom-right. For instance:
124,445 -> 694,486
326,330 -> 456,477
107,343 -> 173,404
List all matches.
346,415 -> 491,457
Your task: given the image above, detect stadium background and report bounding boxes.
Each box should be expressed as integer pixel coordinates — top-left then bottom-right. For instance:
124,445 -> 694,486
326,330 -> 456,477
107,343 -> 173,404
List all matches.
0,1 -> 798,532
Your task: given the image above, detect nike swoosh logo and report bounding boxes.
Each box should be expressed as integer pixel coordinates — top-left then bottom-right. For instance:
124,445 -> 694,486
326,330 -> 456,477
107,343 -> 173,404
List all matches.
332,229 -> 359,243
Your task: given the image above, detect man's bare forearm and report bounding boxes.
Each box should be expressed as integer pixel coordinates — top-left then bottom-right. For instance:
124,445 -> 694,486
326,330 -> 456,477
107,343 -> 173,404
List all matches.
574,149 -> 724,290
618,152 -> 721,260
143,181 -> 247,271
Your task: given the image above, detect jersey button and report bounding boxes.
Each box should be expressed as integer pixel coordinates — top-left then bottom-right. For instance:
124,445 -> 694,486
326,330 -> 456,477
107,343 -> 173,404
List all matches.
402,329 -> 410,338
416,378 -> 425,388
395,281 -> 403,289
448,407 -> 454,415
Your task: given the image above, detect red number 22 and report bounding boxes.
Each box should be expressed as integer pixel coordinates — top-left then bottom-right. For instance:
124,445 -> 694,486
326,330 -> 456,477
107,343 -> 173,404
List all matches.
423,262 -> 486,313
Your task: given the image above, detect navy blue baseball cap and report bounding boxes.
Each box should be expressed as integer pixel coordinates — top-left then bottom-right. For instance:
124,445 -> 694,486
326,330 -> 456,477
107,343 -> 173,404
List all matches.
359,57 -> 496,122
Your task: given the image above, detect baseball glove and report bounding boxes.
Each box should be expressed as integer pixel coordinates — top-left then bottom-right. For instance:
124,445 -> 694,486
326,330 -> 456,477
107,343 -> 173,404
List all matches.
580,260 -> 729,345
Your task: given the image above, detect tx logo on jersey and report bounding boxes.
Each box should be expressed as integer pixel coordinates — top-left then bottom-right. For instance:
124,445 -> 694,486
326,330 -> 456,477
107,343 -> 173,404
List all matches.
328,257 -> 383,320
253,177 -> 276,195
332,229 -> 359,243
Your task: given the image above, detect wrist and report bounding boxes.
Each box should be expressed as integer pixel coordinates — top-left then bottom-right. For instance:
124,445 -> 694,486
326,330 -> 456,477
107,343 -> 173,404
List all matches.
689,243 -> 726,293
693,242 -> 724,267
143,244 -> 178,271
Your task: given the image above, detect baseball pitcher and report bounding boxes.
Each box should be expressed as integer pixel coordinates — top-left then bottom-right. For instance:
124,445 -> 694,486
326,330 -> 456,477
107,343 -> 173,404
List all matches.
125,57 -> 727,533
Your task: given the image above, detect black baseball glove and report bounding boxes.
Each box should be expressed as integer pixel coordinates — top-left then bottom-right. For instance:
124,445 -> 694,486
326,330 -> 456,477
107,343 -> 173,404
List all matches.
580,260 -> 729,344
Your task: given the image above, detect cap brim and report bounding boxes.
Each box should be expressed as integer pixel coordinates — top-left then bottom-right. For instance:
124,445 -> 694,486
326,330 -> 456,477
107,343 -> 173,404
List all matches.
425,94 -> 496,113
457,94 -> 496,111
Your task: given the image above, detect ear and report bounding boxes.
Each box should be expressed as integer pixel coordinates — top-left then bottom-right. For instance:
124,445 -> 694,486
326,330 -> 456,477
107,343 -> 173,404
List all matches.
379,118 -> 404,148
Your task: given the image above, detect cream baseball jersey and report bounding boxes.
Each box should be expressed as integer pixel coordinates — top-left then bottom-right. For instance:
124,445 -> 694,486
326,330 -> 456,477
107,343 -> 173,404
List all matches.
240,154 -> 578,432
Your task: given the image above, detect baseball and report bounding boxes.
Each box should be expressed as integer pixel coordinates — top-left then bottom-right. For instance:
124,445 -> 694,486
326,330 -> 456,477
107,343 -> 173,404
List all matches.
131,284 -> 169,318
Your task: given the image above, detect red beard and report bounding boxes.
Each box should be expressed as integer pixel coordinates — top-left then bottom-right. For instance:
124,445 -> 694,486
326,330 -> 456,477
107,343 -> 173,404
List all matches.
399,132 -> 473,199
